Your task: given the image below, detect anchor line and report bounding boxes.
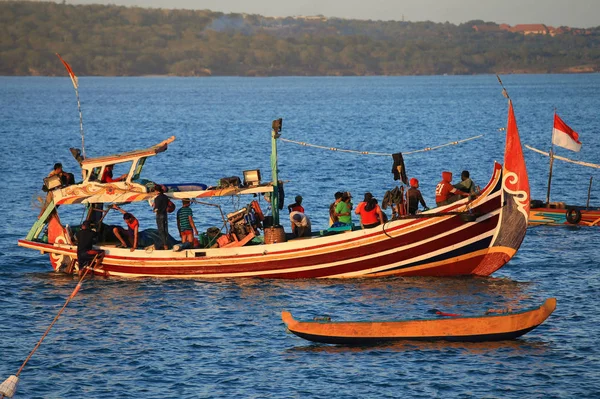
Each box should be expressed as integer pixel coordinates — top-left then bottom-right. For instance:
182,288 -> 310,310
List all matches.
17,267 -> 92,376
1,261 -> 96,399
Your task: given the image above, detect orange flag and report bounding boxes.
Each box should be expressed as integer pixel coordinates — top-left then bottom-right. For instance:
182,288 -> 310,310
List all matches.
56,53 -> 78,90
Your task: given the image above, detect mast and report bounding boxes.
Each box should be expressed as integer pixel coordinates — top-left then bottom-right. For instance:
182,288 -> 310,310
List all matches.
587,177 -> 593,209
545,148 -> 554,205
270,118 -> 283,226
56,53 -> 86,158
545,110 -> 556,205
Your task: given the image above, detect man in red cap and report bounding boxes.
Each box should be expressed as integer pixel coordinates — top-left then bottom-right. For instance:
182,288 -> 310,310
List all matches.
407,178 -> 428,215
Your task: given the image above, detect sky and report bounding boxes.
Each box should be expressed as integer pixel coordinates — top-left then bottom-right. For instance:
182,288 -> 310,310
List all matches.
68,0 -> 600,28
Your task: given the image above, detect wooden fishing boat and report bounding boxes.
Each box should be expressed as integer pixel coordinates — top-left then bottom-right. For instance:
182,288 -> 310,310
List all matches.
17,95 -> 530,279
282,298 -> 556,344
526,113 -> 600,227
529,199 -> 600,227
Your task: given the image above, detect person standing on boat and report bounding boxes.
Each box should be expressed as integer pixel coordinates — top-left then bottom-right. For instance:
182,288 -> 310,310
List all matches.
111,205 -> 139,252
355,193 -> 385,229
153,184 -> 170,250
328,191 -> 343,226
435,171 -> 469,206
177,199 -> 198,249
289,211 -> 312,237
101,164 -> 126,183
407,178 -> 428,215
453,170 -> 478,197
334,192 -> 353,226
287,195 -> 305,213
76,221 -> 104,273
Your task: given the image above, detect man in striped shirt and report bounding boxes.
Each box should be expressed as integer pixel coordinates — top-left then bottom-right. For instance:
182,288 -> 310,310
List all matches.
177,199 -> 198,249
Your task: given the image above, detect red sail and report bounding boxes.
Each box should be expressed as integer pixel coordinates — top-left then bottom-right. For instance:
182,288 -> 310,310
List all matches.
503,100 -> 530,217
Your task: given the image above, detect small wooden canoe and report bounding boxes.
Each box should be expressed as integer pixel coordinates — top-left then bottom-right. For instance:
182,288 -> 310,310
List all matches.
282,298 -> 556,345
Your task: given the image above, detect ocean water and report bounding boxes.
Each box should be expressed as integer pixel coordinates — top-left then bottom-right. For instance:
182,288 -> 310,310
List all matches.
0,74 -> 599,398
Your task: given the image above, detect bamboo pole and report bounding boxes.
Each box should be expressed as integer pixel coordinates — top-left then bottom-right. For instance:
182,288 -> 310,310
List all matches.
546,148 -> 554,205
525,145 -> 600,169
587,177 -> 593,209
270,119 -> 282,227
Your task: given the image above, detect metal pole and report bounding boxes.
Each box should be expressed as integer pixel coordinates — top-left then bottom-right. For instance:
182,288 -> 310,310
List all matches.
587,177 -> 593,209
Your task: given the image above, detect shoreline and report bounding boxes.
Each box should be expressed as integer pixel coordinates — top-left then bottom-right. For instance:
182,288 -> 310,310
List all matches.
3,70 -> 599,78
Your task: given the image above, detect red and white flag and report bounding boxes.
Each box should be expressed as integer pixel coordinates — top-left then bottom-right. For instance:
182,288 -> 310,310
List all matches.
552,113 -> 581,152
56,53 -> 78,90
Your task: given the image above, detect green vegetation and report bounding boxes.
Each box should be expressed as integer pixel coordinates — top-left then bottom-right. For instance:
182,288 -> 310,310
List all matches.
1,1 -> 599,76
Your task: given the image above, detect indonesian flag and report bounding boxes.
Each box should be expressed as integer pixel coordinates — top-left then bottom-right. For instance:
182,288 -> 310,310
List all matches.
56,53 -> 78,90
552,113 -> 581,152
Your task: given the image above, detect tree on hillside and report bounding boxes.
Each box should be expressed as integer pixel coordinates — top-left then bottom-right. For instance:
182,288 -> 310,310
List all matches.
0,1 -> 599,76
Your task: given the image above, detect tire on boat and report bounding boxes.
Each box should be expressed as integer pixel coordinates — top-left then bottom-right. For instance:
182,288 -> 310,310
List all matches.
566,208 -> 582,224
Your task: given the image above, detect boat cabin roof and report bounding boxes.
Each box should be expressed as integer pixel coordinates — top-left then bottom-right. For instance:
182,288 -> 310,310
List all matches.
50,134 -> 275,205
81,136 -> 175,169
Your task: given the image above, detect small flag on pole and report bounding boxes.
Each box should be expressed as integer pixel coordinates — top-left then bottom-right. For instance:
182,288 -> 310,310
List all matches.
552,113 -> 582,152
55,53 -> 78,90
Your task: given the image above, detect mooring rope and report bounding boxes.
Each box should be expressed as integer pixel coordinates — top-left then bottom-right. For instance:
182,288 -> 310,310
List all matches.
16,267 -> 92,376
1,260 -> 97,398
280,134 -> 484,157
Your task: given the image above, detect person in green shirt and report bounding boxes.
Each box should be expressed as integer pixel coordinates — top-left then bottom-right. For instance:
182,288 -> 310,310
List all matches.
329,191 -> 343,226
334,192 -> 353,226
175,199 -> 198,251
453,170 -> 478,196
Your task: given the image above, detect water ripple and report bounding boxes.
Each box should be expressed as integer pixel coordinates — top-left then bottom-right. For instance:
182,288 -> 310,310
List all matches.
1,75 -> 599,398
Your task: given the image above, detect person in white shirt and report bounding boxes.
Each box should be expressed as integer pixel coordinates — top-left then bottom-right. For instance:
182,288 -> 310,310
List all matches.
289,211 -> 311,238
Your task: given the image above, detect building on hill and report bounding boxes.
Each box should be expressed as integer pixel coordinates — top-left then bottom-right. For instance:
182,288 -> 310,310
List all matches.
492,24 -> 591,36
292,15 -> 328,22
510,24 -> 549,35
473,23 -> 550,35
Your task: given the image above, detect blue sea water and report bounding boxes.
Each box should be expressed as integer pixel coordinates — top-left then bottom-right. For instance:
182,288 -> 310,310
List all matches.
0,74 -> 599,398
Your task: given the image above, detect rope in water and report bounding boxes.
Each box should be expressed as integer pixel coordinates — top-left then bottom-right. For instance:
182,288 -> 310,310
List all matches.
16,266 -> 92,376
0,261 -> 96,398
280,134 -> 484,156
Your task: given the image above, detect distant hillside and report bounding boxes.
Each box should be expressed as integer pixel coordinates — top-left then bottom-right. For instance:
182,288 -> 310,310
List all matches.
1,1 -> 600,76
